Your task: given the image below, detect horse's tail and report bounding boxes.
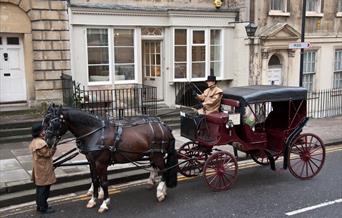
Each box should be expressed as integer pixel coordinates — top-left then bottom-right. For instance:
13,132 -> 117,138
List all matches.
165,136 -> 178,188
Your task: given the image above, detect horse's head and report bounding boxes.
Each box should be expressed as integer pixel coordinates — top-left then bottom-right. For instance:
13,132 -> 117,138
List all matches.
44,104 -> 68,147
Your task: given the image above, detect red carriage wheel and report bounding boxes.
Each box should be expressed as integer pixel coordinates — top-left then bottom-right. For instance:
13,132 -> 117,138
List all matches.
177,142 -> 208,177
250,150 -> 280,166
288,133 -> 325,180
203,151 -> 238,191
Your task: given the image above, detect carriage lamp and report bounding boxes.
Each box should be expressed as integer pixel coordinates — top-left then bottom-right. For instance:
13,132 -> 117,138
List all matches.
245,22 -> 258,37
213,0 -> 223,9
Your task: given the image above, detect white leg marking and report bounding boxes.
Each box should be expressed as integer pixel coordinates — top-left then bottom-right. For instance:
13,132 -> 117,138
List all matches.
147,168 -> 158,187
86,183 -> 94,196
98,198 -> 110,213
86,196 -> 97,208
98,187 -> 104,199
156,181 -> 167,202
286,198 -> 342,216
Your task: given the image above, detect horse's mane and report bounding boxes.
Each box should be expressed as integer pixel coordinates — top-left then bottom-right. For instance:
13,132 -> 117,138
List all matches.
65,108 -> 102,127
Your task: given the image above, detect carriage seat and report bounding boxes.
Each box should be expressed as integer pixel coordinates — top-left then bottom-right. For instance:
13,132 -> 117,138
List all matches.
206,112 -> 228,124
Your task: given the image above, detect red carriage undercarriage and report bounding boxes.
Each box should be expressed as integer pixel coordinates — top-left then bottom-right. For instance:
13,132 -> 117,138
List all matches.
178,85 -> 326,191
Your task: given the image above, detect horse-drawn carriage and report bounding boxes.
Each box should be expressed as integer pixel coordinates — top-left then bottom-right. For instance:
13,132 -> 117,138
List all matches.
178,85 -> 325,191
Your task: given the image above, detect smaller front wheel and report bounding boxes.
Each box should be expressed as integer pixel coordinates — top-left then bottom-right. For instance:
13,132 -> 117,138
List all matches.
288,133 -> 325,180
203,151 -> 238,191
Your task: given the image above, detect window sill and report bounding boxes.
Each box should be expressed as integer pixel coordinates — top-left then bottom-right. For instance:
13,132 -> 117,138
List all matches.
268,11 -> 290,17
88,81 -> 112,86
336,12 -> 342,17
306,12 -> 324,17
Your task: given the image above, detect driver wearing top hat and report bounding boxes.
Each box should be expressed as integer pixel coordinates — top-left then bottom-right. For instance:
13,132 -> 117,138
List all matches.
194,75 -> 223,114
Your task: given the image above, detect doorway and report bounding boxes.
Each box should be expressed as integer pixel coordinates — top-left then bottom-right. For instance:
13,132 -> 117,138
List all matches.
0,35 -> 27,103
142,40 -> 163,100
267,54 -> 282,85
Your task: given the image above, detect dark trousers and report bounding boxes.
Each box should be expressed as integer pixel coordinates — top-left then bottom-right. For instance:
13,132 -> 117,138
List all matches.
36,185 -> 51,211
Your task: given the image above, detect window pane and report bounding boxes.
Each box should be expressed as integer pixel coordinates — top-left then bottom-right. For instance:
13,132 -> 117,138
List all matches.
0,37 -> 2,45
7,37 -> 19,45
271,0 -> 283,10
87,29 -> 108,46
193,31 -> 204,44
339,0 -> 342,12
115,64 -> 134,80
210,30 -> 221,44
174,63 -> 186,78
192,63 -> 205,78
334,72 -> 342,89
192,46 -> 205,61
306,0 -> 316,11
175,46 -> 187,61
114,29 -> 134,46
88,48 -> 108,64
210,45 -> 220,61
175,29 -> 186,45
115,47 -> 134,63
210,62 -> 221,77
335,50 -> 342,71
88,65 -> 109,82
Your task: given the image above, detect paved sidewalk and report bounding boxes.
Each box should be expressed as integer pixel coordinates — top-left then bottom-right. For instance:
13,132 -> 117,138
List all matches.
0,116 -> 341,195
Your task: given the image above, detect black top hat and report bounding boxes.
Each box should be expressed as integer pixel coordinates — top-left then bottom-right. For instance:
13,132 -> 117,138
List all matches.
32,123 -> 43,138
206,75 -> 217,82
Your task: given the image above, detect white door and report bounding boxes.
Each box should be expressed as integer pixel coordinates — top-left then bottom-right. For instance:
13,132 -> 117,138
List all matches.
0,35 -> 26,102
142,40 -> 163,100
267,67 -> 282,85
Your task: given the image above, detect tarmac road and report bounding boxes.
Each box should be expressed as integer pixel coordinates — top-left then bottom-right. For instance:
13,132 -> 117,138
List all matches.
1,144 -> 341,218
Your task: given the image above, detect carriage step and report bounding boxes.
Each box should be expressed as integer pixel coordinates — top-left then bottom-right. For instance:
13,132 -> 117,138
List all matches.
0,168 -> 149,208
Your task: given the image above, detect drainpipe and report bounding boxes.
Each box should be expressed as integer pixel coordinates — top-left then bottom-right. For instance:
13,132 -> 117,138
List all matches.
299,0 -> 306,87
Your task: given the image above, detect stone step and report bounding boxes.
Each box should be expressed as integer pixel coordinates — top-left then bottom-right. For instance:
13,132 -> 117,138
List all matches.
0,134 -> 33,144
0,127 -> 31,137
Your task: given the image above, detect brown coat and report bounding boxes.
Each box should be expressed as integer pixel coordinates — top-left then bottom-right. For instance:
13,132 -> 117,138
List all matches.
29,138 -> 56,186
196,85 -> 223,114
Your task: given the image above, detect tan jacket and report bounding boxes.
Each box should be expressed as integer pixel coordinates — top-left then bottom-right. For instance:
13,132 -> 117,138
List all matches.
196,85 -> 223,114
29,138 -> 56,186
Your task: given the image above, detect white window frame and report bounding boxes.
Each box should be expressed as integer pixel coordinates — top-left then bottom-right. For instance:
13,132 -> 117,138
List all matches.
268,0 -> 290,16
172,28 -> 223,82
306,0 -> 324,17
303,50 -> 316,91
333,49 -> 342,89
86,28 -> 112,86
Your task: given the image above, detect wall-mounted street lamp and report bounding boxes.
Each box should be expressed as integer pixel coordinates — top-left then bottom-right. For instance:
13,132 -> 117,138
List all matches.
245,22 -> 258,37
228,21 -> 258,37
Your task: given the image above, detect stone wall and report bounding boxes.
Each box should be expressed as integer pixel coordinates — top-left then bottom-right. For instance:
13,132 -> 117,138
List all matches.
0,0 -> 70,105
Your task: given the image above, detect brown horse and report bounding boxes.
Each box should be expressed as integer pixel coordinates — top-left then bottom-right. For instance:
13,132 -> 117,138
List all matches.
44,105 -> 178,213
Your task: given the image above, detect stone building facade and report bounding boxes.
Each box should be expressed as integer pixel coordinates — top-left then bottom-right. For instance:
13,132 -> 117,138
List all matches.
0,0 -> 70,106
246,0 -> 342,90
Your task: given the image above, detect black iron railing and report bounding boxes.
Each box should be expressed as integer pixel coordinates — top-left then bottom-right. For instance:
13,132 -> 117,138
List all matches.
61,74 -> 157,118
307,88 -> 342,118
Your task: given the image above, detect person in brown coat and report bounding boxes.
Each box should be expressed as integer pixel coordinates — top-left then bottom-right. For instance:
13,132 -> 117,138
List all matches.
29,123 -> 56,214
194,75 -> 223,114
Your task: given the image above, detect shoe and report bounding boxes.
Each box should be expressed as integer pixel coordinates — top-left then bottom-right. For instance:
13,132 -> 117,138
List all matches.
38,208 -> 55,214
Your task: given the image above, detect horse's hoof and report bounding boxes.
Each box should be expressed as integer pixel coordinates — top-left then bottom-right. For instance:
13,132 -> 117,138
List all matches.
86,191 -> 93,196
98,206 -> 108,213
86,200 -> 96,208
157,195 -> 166,202
146,182 -> 155,190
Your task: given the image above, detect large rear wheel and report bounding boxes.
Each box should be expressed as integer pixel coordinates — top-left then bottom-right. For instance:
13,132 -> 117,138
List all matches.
288,133 -> 325,180
203,151 -> 238,191
177,142 -> 208,177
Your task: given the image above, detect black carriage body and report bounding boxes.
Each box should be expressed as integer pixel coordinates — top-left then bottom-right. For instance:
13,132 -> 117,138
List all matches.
180,85 -> 309,152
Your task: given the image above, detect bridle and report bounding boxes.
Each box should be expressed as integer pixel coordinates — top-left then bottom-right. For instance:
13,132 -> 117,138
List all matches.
44,106 -> 105,147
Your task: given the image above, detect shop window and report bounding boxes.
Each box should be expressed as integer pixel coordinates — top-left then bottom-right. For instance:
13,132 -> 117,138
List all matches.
173,28 -> 222,81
